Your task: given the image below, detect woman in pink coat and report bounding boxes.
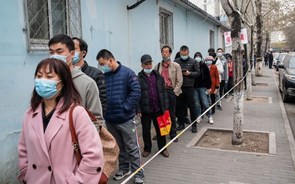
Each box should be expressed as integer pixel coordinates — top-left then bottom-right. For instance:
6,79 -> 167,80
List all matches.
18,58 -> 104,184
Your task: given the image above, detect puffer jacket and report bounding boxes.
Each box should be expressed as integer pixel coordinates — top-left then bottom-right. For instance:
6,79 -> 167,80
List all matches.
137,70 -> 169,114
104,62 -> 141,124
174,57 -> 200,88
81,61 -> 107,114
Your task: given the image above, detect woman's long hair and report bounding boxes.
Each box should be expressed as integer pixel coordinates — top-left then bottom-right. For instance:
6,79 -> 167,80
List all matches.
30,58 -> 81,114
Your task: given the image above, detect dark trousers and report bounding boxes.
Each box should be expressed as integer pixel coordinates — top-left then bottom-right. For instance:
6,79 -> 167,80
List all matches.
210,93 -> 216,114
219,80 -> 226,97
166,89 -> 177,138
141,112 -> 166,152
226,77 -> 234,94
176,87 -> 197,128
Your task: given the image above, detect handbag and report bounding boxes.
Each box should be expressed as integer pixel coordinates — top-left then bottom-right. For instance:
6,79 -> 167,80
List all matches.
69,104 -> 119,184
156,110 -> 172,136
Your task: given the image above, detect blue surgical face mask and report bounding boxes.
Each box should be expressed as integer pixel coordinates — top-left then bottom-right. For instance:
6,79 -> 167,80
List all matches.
195,57 -> 202,62
180,55 -> 189,60
72,51 -> 81,65
50,54 -> 69,63
100,64 -> 112,73
144,68 -> 153,74
205,60 -> 213,65
35,78 -> 61,99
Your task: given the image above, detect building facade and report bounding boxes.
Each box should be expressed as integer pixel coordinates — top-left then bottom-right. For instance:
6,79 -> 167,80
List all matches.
0,0 -> 225,182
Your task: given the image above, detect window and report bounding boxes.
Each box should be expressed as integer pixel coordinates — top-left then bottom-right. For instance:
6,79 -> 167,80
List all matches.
159,8 -> 173,48
210,30 -> 214,49
24,0 -> 81,51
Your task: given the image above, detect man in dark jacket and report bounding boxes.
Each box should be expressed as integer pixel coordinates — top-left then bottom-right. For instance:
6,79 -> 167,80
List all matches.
174,45 -> 201,133
194,52 -> 213,124
72,37 -> 107,114
96,49 -> 144,184
137,54 -> 169,158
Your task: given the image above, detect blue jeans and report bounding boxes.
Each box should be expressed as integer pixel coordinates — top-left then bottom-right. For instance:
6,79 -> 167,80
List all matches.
194,87 -> 211,117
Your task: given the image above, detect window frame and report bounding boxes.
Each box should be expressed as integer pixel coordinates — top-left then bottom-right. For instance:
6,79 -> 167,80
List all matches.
210,30 -> 215,49
23,0 -> 82,52
159,7 -> 174,49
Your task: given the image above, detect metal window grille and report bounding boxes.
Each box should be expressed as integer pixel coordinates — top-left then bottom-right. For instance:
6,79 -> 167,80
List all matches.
24,0 -> 82,52
159,8 -> 173,48
210,30 -> 214,48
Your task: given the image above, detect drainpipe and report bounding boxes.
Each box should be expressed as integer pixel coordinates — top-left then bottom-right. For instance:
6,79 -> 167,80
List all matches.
127,0 -> 146,10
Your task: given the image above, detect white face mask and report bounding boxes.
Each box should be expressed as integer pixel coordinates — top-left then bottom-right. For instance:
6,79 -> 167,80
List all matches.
50,54 -> 70,64
195,57 -> 202,62
217,53 -> 223,58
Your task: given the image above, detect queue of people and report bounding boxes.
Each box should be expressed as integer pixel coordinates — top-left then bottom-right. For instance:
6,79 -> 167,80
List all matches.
17,34 -> 235,184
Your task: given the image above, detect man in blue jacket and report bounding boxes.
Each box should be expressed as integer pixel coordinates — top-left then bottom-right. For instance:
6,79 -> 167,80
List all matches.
96,49 -> 144,184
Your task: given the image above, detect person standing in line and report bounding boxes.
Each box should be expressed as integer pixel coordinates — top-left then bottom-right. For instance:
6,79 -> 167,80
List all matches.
193,52 -> 213,124
18,58 -> 104,184
268,51 -> 274,69
72,37 -> 107,114
48,34 -> 104,126
96,49 -> 144,184
205,56 -> 220,115
174,45 -> 200,133
155,45 -> 183,142
226,54 -> 234,95
137,54 -> 169,158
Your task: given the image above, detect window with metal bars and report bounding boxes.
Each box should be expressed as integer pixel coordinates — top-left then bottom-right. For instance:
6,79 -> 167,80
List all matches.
210,30 -> 215,49
159,8 -> 173,49
24,0 -> 81,51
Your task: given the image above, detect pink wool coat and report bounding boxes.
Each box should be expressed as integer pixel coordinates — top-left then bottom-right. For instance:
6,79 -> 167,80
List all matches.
18,101 -> 104,184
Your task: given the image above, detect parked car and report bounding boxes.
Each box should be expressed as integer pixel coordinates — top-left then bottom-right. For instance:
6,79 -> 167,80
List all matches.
278,53 -> 295,102
275,53 -> 287,71
272,52 -> 280,71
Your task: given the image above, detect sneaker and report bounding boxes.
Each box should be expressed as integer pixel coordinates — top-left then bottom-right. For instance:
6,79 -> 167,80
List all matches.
113,170 -> 131,180
208,116 -> 214,124
196,117 -> 201,124
134,177 -> 144,184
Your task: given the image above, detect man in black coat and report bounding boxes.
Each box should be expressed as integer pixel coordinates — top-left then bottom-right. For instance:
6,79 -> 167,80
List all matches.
174,45 -> 201,133
137,54 -> 169,158
72,37 -> 107,114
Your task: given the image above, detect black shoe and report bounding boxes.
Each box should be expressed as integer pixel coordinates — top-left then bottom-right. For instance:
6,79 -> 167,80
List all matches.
217,105 -> 223,111
152,135 -> 157,140
176,125 -> 185,131
170,136 -> 178,142
191,126 -> 197,133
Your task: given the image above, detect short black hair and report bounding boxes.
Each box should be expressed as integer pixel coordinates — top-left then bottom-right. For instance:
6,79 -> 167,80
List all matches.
194,52 -> 203,59
96,49 -> 114,60
161,45 -> 172,53
48,34 -> 75,51
180,45 -> 189,51
217,48 -> 224,52
72,37 -> 88,57
208,48 -> 215,53
209,52 -> 216,58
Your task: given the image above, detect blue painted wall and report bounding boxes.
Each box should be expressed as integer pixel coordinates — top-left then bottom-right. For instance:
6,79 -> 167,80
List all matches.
0,0 -> 221,183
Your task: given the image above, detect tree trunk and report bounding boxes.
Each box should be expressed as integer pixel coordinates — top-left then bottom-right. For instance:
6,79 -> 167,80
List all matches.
220,0 -> 244,145
255,0 -> 263,76
250,26 -> 256,86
